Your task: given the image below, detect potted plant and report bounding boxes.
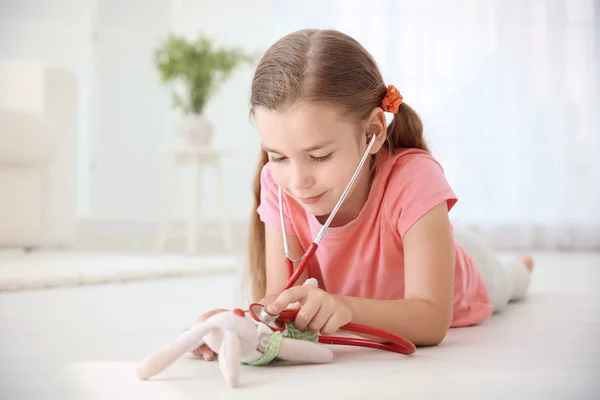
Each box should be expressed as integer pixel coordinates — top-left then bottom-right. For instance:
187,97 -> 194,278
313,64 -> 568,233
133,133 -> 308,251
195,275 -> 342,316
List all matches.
154,33 -> 255,146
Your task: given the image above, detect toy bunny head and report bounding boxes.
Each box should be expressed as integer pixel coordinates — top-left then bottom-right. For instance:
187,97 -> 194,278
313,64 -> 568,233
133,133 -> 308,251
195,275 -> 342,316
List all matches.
137,308 -> 259,387
137,306 -> 333,388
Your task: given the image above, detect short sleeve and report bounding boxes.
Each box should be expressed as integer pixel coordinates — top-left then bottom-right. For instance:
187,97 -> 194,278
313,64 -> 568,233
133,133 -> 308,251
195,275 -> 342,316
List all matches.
385,154 -> 458,238
256,164 -> 296,235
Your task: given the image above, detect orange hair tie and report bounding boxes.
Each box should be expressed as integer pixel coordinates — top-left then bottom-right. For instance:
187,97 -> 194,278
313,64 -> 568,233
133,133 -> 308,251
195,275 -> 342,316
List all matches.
381,84 -> 403,114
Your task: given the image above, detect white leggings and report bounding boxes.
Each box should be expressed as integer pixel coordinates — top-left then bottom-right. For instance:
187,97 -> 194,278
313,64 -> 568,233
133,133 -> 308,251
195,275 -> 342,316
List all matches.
453,227 -> 532,313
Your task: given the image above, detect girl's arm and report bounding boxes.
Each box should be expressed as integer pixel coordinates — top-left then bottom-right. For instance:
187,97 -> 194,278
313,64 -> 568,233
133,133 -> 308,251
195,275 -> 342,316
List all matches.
338,201 -> 455,346
258,224 -> 309,305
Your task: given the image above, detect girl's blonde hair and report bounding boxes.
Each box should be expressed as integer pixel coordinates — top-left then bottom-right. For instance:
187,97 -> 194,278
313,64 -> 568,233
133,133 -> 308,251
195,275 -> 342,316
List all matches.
247,29 -> 429,301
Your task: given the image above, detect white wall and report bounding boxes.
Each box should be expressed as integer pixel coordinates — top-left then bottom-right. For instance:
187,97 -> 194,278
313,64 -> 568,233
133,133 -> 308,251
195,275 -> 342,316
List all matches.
1,0 -> 276,226
2,0 -> 598,250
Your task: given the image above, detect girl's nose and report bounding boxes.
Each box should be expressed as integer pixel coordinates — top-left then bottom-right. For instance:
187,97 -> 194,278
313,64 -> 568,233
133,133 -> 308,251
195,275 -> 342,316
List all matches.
289,164 -> 314,191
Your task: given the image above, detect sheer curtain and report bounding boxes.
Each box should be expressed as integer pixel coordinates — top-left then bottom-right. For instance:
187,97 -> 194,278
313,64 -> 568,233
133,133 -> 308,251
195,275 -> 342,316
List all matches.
272,0 -> 600,250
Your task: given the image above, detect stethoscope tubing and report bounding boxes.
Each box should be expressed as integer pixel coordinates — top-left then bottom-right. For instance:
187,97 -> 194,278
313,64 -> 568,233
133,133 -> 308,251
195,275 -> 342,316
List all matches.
255,134 -> 416,355
278,309 -> 416,355
283,242 -> 318,290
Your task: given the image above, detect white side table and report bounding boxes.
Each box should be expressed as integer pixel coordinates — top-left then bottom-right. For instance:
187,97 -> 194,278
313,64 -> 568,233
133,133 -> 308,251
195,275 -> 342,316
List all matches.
158,145 -> 234,254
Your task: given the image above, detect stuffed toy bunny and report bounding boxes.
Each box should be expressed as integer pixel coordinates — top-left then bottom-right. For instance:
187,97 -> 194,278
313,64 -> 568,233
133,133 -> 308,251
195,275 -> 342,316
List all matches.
136,279 -> 333,388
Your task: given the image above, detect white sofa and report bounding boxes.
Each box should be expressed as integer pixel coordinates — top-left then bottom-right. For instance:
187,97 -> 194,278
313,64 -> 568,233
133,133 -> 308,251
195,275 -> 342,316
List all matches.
0,61 -> 77,249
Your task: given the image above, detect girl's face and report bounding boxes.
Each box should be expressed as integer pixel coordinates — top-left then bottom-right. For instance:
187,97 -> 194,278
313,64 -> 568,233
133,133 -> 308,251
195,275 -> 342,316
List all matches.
254,103 -> 385,226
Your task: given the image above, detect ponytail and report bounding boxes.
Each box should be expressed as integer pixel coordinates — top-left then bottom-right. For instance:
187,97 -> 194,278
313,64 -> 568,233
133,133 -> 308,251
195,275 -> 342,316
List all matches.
385,103 -> 429,152
247,150 -> 269,302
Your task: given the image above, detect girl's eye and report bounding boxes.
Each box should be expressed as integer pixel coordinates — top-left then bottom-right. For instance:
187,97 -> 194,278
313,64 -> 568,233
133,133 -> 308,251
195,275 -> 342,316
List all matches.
311,153 -> 333,162
269,153 -> 332,163
269,155 -> 286,163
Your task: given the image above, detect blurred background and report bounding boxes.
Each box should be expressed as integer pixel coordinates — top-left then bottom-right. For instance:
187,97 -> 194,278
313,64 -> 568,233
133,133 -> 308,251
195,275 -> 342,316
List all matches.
0,0 -> 598,261
1,3 -> 598,397
2,4 -> 599,398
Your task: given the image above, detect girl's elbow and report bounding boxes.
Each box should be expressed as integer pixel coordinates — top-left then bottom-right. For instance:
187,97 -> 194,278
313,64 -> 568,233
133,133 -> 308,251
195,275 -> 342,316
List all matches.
417,325 -> 449,347
422,306 -> 452,346
431,324 -> 450,346
434,313 -> 453,345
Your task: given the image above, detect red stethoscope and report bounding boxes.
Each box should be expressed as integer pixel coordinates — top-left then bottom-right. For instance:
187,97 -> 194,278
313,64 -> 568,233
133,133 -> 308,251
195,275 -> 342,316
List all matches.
248,135 -> 416,355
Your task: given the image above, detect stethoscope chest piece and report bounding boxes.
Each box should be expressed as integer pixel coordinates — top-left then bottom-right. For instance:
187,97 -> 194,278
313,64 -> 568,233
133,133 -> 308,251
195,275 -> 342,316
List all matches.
248,303 -> 286,332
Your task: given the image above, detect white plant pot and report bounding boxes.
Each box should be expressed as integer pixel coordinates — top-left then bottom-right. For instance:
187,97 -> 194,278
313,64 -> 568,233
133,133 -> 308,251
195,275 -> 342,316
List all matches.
178,113 -> 213,147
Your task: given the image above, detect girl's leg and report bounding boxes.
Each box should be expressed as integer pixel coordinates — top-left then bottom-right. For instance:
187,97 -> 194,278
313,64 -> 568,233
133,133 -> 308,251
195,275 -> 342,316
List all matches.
453,227 -> 534,313
504,255 -> 534,302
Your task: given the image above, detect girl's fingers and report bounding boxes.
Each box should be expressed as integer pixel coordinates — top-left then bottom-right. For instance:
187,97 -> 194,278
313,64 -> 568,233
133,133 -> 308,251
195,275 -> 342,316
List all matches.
307,300 -> 335,333
191,345 -> 204,357
320,313 -> 345,336
192,344 -> 215,361
200,347 -> 215,361
267,286 -> 310,315
320,299 -> 352,336
293,296 -> 321,331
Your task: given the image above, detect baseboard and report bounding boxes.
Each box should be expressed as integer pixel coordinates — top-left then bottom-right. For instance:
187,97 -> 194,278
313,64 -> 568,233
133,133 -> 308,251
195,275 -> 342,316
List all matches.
457,223 -> 600,251
69,218 -> 600,253
73,217 -> 250,254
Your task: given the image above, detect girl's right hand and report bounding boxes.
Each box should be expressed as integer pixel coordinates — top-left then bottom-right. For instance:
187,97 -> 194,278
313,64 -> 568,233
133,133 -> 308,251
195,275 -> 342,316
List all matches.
190,308 -> 228,361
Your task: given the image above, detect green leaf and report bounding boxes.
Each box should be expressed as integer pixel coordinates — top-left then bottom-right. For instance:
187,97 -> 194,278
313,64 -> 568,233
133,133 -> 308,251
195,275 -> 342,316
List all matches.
153,33 -> 257,114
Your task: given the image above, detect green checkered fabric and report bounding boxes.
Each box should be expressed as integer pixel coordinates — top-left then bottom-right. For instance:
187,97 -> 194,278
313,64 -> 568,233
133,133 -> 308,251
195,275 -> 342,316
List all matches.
243,331 -> 283,366
243,321 -> 318,366
284,321 -> 319,343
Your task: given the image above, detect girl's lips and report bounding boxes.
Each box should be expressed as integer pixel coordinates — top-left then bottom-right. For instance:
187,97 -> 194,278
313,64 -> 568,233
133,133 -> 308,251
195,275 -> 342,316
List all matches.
298,192 -> 325,204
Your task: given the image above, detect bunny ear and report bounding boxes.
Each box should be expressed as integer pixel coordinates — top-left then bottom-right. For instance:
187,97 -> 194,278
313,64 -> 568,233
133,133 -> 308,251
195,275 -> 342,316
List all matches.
218,331 -> 242,388
137,321 -> 212,380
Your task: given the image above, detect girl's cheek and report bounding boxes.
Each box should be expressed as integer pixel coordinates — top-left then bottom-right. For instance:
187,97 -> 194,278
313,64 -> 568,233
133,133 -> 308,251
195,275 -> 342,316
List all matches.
271,172 -> 284,188
270,166 -> 291,189
328,162 -> 349,182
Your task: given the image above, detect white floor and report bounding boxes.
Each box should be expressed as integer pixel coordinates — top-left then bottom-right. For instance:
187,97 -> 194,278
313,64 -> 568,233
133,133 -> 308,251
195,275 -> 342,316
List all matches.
0,251 -> 598,399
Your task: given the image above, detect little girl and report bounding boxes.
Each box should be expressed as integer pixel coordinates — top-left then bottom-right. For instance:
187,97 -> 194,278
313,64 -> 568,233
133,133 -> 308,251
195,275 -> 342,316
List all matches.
193,29 -> 534,361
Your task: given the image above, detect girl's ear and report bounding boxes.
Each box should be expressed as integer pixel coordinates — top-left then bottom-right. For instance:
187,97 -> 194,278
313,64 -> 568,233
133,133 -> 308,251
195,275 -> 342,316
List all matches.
364,107 -> 387,154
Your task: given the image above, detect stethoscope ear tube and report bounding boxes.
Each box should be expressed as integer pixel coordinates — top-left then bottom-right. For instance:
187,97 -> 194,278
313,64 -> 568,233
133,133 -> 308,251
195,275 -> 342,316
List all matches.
282,242 -> 318,291
277,133 -> 378,259
276,134 -> 378,292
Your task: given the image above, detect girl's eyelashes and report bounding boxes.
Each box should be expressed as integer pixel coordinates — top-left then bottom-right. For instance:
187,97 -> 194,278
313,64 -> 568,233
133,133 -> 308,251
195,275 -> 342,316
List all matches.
269,155 -> 286,162
268,152 -> 333,163
311,152 -> 333,162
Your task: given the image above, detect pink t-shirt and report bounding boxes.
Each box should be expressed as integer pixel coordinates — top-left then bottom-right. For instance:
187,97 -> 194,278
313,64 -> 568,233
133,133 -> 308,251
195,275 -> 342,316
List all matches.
257,148 -> 493,327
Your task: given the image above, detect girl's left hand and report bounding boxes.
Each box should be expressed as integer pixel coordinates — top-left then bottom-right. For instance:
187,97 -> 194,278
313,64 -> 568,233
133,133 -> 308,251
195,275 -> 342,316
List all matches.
266,286 -> 352,335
